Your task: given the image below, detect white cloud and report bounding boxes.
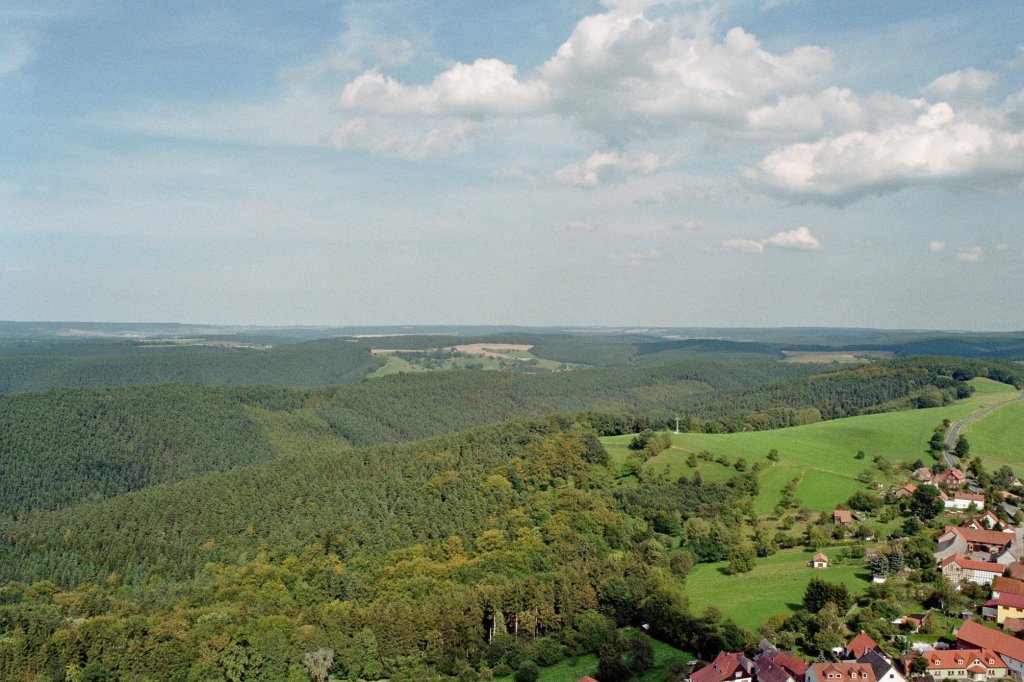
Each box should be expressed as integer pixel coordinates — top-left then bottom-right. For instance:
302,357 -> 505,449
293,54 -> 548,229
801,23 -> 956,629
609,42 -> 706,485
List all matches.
339,59 -> 550,117
929,241 -> 946,252
673,219 -> 699,232
724,226 -> 822,253
923,68 -> 997,100
765,226 -> 822,250
747,101 -> 1024,204
723,238 -> 765,253
957,247 -> 983,263
0,29 -> 37,76
554,151 -> 663,186
608,248 -> 661,267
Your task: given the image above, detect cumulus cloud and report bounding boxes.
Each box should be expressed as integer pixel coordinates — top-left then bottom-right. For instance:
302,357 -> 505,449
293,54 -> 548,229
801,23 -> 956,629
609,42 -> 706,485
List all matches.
923,68 -> 998,100
539,10 -> 833,139
608,248 -> 661,267
929,241 -> 946,252
339,59 -> 549,117
554,151 -> 663,186
957,247 -> 983,263
724,226 -> 822,252
747,101 -> 1024,204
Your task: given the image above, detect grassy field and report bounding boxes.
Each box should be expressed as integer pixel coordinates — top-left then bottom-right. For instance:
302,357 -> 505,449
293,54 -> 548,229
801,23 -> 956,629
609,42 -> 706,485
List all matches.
962,397 -> 1024,471
684,547 -> 872,631
602,379 -> 1019,512
494,633 -> 691,682
368,347 -> 567,378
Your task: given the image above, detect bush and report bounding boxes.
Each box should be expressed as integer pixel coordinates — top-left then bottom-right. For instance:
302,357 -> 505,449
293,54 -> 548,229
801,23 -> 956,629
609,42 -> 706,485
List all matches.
533,637 -> 564,667
514,661 -> 540,682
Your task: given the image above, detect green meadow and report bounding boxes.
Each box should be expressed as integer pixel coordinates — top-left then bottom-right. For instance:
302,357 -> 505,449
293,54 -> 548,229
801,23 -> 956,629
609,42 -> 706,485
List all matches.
961,398 -> 1024,471
684,548 -> 872,631
494,633 -> 691,682
604,379 -> 1020,512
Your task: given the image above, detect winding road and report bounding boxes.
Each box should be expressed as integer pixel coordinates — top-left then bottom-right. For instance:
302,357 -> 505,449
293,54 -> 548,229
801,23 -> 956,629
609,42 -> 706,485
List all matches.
944,389 -> 1024,468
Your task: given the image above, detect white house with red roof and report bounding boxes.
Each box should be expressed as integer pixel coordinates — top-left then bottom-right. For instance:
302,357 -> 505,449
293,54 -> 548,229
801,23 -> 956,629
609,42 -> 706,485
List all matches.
688,652 -> 754,682
940,555 -> 1005,586
908,648 -> 1007,680
807,662 -> 876,682
984,593 -> 1024,624
947,492 -> 987,511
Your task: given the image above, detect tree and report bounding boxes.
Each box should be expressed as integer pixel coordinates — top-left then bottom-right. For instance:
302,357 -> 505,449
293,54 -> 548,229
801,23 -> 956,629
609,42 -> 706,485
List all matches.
910,655 -> 929,676
803,578 -> 851,613
955,435 -> 970,458
725,542 -> 756,574
514,661 -> 540,682
909,485 -> 944,520
767,449 -> 780,462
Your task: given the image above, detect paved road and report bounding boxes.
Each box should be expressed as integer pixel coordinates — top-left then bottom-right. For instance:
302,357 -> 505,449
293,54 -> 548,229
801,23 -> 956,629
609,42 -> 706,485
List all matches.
944,389 -> 1024,468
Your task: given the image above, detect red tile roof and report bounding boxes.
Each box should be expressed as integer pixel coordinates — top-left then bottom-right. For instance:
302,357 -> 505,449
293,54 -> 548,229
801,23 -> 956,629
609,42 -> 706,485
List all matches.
985,593 -> 1024,609
922,648 -> 1005,671
957,620 -> 1024,663
940,555 -> 1004,573
690,652 -> 749,682
994,577 -> 1024,596
946,526 -> 1015,546
834,510 -> 853,524
845,632 -> 880,659
811,662 -> 876,682
773,652 -> 809,678
1007,564 -> 1024,580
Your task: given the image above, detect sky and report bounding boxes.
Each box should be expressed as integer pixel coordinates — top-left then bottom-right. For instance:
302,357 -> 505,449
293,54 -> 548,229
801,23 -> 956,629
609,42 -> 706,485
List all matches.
1,0 -> 1023,330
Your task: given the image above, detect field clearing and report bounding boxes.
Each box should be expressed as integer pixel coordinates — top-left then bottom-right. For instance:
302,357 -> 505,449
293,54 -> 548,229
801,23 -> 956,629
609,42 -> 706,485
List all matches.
962,398 -> 1024,471
607,379 -> 1020,512
368,344 -> 566,377
494,633 -> 691,682
684,548 -> 871,631
781,350 -> 894,363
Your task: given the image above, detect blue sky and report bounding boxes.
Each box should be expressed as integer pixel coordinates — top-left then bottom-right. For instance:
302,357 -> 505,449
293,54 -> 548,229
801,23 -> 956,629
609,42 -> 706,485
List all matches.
2,0 -> 1022,329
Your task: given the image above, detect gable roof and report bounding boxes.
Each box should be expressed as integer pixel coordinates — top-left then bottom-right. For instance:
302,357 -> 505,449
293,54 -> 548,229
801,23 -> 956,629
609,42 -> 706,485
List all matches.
756,656 -> 795,682
814,552 -> 829,562
812,662 -> 876,682
921,648 -> 1005,671
846,631 -> 881,659
994,577 -> 1024,596
1007,563 -> 1024,580
691,652 -> 750,682
956,620 -> 1024,663
954,492 -> 986,503
946,526 -> 1015,547
773,652 -> 809,678
856,650 -> 893,680
834,510 -> 853,524
985,593 -> 1024,610
940,555 -> 1004,573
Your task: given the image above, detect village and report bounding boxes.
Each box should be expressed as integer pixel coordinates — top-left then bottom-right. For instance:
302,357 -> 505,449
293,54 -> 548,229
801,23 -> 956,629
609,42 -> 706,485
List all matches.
638,459 -> 1024,682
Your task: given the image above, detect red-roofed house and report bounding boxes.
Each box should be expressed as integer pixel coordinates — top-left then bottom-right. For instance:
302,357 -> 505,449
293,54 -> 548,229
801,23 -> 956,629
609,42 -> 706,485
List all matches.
934,467 -> 968,488
913,467 -> 935,483
812,552 -> 830,569
909,648 -> 1006,680
772,652 -> 809,680
807,662 -> 876,682
935,526 -> 1020,565
844,632 -> 882,660
894,483 -> 917,499
956,620 -> 1024,678
964,511 -> 1003,531
688,652 -> 754,682
940,555 -> 1005,586
993,576 -> 1024,598
947,493 -> 987,511
984,593 -> 1024,624
834,510 -> 853,526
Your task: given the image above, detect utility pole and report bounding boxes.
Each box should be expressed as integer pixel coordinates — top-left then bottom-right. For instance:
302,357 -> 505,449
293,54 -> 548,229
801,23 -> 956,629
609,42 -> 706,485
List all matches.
674,416 -> 680,434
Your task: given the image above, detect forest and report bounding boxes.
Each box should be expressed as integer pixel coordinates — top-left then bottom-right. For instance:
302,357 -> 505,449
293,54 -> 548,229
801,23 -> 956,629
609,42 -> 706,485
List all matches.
0,328 -> 1022,680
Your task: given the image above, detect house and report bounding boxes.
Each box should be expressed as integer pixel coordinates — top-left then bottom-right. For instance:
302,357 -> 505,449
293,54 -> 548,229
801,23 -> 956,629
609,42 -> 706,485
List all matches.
773,653 -> 809,681
934,468 -> 968,488
946,493 -> 987,511
908,648 -> 1007,680
964,511 -> 1004,531
835,510 -> 854,526
845,632 -> 884,661
940,555 -> 1004,586
955,620 -> 1024,679
992,576 -> 1024,599
754,655 -> 796,682
1008,563 -> 1024,579
807,662 -> 876,682
812,552 -> 830,569
934,526 -> 1021,565
914,467 -> 935,483
689,652 -> 755,682
895,483 -> 918,499
858,650 -> 906,682
984,593 -> 1024,624
893,614 -> 925,633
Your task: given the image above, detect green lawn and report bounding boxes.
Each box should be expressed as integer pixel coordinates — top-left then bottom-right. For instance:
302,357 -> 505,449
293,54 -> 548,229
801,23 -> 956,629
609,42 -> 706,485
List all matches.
961,398 -> 1024,471
494,633 -> 691,682
602,379 -> 1019,513
684,547 -> 871,631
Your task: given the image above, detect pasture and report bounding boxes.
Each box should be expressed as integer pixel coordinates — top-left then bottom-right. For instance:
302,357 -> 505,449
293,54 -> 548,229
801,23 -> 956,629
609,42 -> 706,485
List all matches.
961,397 -> 1024,471
684,548 -> 872,631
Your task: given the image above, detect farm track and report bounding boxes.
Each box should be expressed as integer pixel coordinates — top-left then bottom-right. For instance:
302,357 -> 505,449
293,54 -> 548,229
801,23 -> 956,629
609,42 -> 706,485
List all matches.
944,389 -> 1024,467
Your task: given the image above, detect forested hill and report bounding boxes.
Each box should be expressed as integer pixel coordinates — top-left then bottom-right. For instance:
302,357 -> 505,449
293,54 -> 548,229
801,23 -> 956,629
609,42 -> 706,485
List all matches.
0,385 -> 278,517
0,338 -> 386,393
